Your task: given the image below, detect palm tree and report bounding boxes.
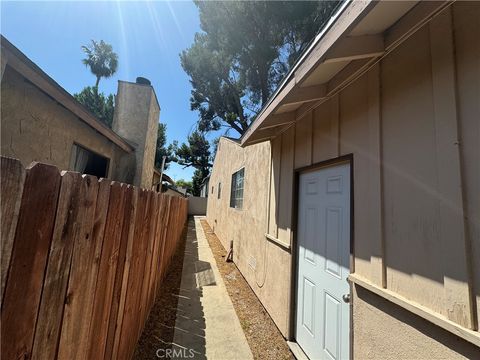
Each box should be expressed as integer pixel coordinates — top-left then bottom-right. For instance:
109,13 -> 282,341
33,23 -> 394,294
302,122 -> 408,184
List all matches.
81,40 -> 118,88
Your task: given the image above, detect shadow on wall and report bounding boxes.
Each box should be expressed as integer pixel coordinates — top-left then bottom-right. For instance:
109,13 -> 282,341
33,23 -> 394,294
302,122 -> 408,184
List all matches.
271,131 -> 474,287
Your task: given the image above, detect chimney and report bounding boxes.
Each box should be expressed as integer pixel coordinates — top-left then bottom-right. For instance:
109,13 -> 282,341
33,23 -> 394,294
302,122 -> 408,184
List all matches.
112,78 -> 160,188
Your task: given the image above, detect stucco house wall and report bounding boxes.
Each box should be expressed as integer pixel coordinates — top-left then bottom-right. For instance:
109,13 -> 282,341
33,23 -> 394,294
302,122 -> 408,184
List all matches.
207,2 -> 479,358
1,67 -> 128,180
206,138 -> 293,331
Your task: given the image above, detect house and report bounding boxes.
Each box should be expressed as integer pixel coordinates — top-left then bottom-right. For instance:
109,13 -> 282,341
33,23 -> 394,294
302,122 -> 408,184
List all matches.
1,35 -> 160,189
152,168 -> 175,191
199,175 -> 210,197
206,1 -> 479,359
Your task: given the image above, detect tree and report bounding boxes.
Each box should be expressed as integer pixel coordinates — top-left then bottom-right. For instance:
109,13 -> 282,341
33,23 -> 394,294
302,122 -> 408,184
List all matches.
154,123 -> 175,170
73,86 -> 115,127
175,179 -> 193,193
173,130 -> 212,196
181,1 -> 340,136
191,169 -> 206,197
81,40 -> 118,88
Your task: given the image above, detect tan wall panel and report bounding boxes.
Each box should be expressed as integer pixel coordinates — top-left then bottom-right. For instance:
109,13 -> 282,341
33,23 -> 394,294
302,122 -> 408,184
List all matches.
294,113 -> 312,169
339,73 -> 383,283
429,8 -> 472,328
312,96 -> 339,163
381,26 -> 445,314
269,137 -> 282,237
277,126 -> 295,245
453,2 -> 480,328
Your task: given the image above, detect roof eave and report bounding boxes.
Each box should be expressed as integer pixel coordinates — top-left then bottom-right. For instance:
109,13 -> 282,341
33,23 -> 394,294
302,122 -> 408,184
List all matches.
1,35 -> 135,153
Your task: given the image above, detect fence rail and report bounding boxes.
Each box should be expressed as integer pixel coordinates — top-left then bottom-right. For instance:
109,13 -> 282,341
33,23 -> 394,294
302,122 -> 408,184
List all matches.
0,157 -> 188,360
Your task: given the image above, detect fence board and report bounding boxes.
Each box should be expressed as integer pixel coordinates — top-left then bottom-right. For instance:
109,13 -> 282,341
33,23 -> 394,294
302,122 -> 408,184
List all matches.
89,182 -> 127,359
133,191 -> 153,346
110,187 -> 139,360
139,192 -> 158,331
158,196 -> 172,286
117,189 -> 148,358
31,171 -> 85,360
1,162 -> 61,360
104,185 -> 135,359
148,194 -> 164,310
0,157 -> 188,360
0,157 -> 25,303
57,176 -> 103,359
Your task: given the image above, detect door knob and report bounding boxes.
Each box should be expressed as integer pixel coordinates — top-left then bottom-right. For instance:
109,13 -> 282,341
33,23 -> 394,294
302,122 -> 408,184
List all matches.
342,294 -> 350,303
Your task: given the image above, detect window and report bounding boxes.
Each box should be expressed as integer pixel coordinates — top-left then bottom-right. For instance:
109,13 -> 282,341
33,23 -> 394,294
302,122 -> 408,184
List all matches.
230,168 -> 244,209
211,186 -> 214,194
217,182 -> 222,199
70,143 -> 109,178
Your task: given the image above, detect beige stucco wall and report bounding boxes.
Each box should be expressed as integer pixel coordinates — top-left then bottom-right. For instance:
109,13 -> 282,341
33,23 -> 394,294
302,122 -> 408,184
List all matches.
207,2 -> 479,358
112,81 -> 160,188
188,196 -> 207,215
1,67 -> 128,179
353,286 -> 480,359
206,138 -> 294,334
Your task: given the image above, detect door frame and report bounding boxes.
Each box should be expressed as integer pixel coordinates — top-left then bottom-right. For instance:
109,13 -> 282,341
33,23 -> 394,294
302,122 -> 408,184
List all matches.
289,154 -> 355,359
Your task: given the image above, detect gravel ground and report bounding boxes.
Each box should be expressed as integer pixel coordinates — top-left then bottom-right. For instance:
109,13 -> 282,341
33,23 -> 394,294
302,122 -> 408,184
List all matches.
133,232 -> 187,360
200,220 -> 294,360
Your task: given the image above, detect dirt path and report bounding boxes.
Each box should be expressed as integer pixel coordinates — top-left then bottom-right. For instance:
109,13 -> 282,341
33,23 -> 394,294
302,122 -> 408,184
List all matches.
135,218 -> 293,360
200,220 -> 294,360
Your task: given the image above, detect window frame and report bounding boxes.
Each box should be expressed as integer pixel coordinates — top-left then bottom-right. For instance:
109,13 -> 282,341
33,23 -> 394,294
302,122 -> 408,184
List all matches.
230,167 -> 244,209
69,142 -> 110,178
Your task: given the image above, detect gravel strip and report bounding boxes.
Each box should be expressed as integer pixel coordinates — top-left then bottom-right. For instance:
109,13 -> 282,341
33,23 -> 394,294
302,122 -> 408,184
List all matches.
200,220 -> 294,360
134,231 -> 187,359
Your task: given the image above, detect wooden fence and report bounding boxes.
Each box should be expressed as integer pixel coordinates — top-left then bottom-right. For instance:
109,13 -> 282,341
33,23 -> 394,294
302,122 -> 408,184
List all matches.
0,157 -> 188,360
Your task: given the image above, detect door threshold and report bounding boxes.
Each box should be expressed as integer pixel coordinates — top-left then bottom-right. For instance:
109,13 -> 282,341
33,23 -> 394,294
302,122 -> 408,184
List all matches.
287,341 -> 309,360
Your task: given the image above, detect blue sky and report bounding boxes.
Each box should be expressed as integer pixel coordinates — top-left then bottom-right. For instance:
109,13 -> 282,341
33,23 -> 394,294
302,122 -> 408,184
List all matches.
1,1 -> 211,181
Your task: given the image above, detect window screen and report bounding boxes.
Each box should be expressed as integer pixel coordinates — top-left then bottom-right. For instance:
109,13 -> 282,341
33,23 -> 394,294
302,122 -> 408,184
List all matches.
230,168 -> 244,209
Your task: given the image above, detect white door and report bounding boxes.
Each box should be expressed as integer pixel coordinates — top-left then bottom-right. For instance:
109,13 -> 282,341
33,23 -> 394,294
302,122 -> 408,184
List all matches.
295,162 -> 351,360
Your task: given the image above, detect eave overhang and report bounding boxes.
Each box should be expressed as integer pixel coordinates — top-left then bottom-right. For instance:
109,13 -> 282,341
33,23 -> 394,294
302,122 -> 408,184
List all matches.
241,0 -> 452,147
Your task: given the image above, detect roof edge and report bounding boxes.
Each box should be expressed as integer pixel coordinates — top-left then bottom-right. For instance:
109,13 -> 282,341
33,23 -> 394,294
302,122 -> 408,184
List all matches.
1,35 -> 135,153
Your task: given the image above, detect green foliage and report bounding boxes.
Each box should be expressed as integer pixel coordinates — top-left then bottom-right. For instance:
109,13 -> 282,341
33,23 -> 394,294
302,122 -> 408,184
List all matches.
154,123 -> 175,170
192,169 -> 208,197
81,40 -> 118,87
173,130 -> 212,171
74,86 -> 115,128
172,130 -> 212,195
175,179 -> 193,193
181,1 -> 340,136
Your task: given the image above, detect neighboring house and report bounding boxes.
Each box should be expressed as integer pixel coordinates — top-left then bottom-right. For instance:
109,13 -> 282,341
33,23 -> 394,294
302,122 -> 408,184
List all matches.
163,185 -> 187,198
1,35 -> 160,189
207,2 -> 479,360
152,168 -> 175,192
199,175 -> 210,198
175,187 -> 189,197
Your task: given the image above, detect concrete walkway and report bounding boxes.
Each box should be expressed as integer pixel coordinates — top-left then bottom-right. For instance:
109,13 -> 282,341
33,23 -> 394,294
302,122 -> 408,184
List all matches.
171,216 -> 253,360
